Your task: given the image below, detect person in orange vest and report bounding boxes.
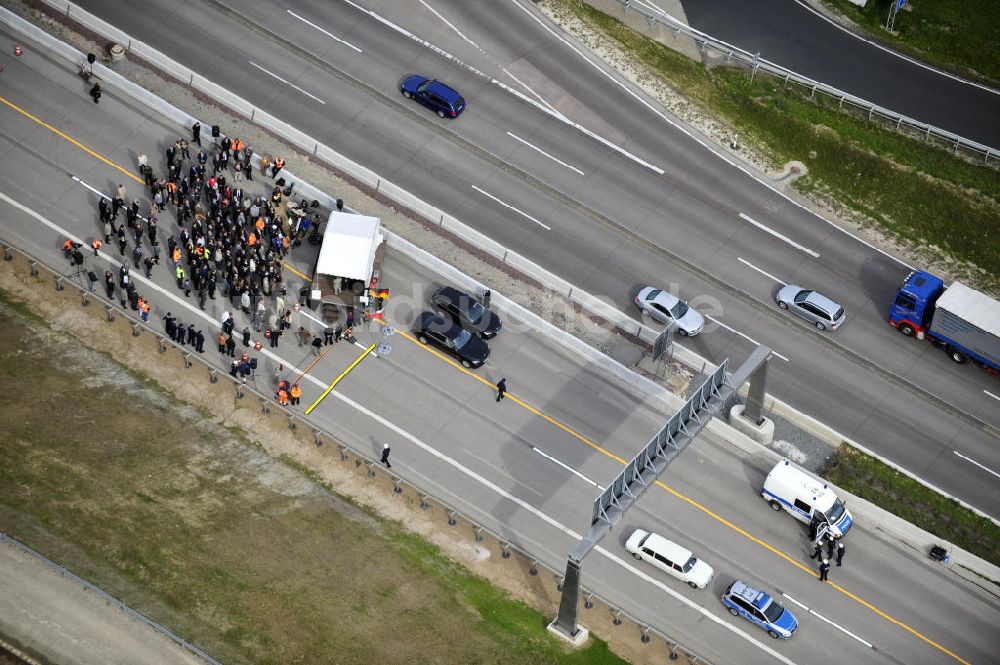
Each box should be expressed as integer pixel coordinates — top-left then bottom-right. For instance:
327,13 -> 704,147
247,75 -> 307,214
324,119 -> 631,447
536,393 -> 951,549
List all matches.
172,246 -> 182,267
271,156 -> 285,177
91,238 -> 102,256
139,297 -> 150,322
277,386 -> 289,406
289,383 -> 302,406
62,238 -> 74,258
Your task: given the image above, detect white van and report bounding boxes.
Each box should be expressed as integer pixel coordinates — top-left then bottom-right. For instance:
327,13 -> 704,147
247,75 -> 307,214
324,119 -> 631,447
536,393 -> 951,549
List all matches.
761,460 -> 853,538
624,529 -> 714,589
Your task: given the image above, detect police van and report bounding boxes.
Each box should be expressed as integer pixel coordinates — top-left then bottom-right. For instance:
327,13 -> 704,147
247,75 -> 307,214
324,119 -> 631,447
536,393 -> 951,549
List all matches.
762,459 -> 853,538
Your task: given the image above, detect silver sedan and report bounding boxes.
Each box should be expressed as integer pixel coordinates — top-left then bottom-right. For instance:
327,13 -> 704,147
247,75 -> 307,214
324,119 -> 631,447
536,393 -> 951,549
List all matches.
635,286 -> 705,336
775,285 -> 846,331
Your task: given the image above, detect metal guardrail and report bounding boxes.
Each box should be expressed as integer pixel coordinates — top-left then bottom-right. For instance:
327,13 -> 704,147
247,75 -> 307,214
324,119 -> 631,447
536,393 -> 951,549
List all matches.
0,531 -> 222,665
0,241 -> 715,665
601,0 -> 999,164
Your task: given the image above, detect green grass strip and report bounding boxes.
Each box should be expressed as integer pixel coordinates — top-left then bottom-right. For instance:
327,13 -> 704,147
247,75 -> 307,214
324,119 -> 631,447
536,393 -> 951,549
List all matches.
824,445 -> 1000,566
824,0 -> 1000,85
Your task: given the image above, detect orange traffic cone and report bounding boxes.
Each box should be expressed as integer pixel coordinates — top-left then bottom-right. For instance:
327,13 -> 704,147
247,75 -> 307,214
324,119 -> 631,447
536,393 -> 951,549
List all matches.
14,44 -> 23,56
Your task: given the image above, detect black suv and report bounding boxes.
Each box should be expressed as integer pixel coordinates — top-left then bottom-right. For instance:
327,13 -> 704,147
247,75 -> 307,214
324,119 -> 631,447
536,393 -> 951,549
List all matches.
413,312 -> 490,368
430,286 -> 502,339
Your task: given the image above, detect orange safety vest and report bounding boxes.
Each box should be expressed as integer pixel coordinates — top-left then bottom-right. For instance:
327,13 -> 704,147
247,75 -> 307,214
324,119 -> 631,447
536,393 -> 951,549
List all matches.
247,233 -> 257,246
91,239 -> 102,250
233,138 -> 244,153
274,157 -> 285,170
281,235 -> 290,249
165,181 -> 177,193
63,239 -> 73,251
140,300 -> 150,314
172,248 -> 182,263
255,217 -> 265,231
278,389 -> 288,405
290,385 -> 302,399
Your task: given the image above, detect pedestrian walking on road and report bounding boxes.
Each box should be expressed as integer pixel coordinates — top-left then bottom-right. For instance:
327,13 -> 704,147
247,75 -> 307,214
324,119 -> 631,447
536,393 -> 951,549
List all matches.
311,336 -> 323,356
242,326 -> 251,347
819,559 -> 831,582
195,329 -> 205,353
290,383 -> 302,406
104,271 -> 115,300
836,542 -> 846,567
381,443 -> 391,469
810,540 -> 823,561
495,378 -> 507,402
297,326 -> 311,347
191,121 -> 201,146
89,83 -> 101,103
826,537 -> 836,559
218,331 -> 227,354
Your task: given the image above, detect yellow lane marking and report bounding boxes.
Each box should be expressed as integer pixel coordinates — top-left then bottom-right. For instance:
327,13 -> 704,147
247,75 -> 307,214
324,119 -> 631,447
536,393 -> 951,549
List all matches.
281,260 -> 310,280
0,96 -> 143,184
304,343 -> 376,415
396,324 -> 972,665
3,90 -> 970,665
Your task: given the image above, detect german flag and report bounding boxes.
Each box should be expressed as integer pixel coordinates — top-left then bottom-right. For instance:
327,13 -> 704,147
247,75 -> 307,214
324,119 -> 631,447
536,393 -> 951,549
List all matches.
370,288 -> 390,299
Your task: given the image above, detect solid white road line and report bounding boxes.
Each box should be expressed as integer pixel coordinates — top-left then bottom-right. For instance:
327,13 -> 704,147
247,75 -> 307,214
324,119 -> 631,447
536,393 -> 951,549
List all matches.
2,187 -> 801,665
471,185 -> 552,230
781,594 -> 874,648
248,62 -> 326,104
418,0 -> 479,48
705,314 -> 791,362
984,390 -> 1000,402
532,446 -> 604,490
287,10 -> 362,53
739,213 -> 819,258
953,451 -> 1000,481
737,257 -> 787,286
501,68 -> 563,117
507,132 -> 585,175
791,0 -> 999,95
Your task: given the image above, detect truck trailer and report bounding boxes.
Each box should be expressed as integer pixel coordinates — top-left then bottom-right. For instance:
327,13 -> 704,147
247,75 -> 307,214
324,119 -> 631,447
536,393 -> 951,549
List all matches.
889,270 -> 1000,373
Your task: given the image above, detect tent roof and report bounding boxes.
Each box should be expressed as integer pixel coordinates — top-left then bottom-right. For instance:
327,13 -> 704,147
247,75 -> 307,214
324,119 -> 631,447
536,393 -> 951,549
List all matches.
315,212 -> 382,282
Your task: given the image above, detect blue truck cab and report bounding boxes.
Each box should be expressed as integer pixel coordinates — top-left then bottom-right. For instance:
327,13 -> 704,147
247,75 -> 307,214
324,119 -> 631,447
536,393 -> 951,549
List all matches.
890,270 -> 1000,371
889,270 -> 944,338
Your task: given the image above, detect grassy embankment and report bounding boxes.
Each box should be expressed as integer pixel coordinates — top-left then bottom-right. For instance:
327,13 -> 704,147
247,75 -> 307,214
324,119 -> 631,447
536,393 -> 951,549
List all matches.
551,0 -> 1000,566
824,0 -> 1000,86
0,295 -> 625,665
551,0 -> 1000,294
824,445 -> 1000,566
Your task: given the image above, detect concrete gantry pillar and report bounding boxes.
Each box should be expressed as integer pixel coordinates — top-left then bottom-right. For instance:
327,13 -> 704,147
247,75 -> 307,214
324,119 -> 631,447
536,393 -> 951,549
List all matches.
728,350 -> 774,444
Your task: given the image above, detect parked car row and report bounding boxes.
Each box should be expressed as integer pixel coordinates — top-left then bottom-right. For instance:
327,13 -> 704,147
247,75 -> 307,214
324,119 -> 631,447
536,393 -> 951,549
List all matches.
413,286 -> 501,369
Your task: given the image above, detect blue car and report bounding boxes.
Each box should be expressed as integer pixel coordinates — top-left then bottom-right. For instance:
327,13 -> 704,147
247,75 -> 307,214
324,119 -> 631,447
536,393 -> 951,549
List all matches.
722,580 -> 798,639
400,75 -> 465,118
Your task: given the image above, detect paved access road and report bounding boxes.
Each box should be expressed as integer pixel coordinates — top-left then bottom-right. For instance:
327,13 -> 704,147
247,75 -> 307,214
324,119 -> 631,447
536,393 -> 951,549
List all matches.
0,51 -> 996,665
64,0 -> 1000,518
680,0 -> 1000,147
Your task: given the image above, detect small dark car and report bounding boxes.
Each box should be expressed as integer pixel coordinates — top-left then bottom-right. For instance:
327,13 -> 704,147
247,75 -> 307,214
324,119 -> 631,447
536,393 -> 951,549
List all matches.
400,75 -> 466,118
413,312 -> 490,368
430,286 -> 502,339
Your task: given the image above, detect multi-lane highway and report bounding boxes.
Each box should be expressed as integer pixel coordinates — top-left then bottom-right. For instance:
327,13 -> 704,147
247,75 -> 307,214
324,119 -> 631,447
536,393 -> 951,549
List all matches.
64,0 -> 1000,517
0,43 -> 997,665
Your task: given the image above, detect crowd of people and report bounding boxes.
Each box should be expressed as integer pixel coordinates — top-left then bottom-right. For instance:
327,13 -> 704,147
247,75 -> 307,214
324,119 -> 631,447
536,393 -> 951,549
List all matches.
89,121 -> 342,405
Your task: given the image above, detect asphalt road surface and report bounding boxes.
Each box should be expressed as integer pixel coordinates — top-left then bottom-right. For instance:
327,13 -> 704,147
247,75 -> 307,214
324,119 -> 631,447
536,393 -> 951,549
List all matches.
679,0 -> 1000,147
0,32 -> 997,665
62,0 -> 1000,518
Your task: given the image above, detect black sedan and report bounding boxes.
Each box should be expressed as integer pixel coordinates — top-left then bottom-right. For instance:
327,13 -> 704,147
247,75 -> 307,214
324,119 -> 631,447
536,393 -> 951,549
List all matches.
430,286 -> 502,339
413,312 -> 490,368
